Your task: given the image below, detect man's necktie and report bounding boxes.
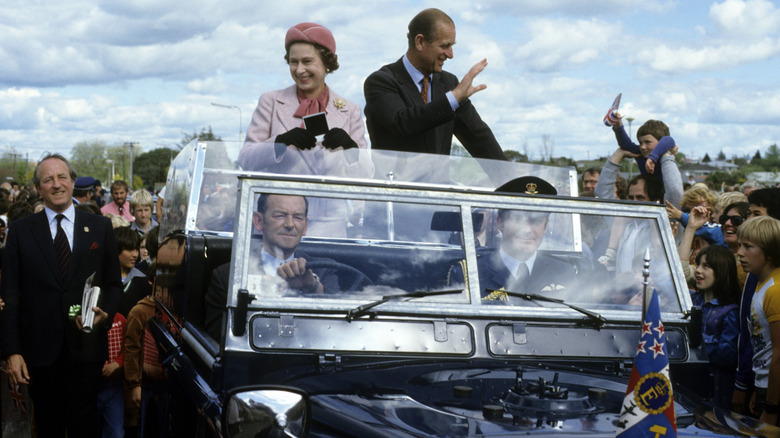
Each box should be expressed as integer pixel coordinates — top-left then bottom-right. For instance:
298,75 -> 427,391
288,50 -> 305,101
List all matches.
54,214 -> 71,279
514,263 -> 529,291
421,76 -> 429,104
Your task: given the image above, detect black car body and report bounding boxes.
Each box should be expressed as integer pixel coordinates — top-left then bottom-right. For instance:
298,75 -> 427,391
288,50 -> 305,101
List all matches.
148,140 -> 773,437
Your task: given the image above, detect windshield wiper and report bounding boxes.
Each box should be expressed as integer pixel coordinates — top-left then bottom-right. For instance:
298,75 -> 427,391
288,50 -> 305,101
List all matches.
485,289 -> 607,328
346,289 -> 463,321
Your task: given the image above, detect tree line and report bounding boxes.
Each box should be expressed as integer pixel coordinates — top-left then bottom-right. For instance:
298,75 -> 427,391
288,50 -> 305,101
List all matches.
0,127 -> 221,189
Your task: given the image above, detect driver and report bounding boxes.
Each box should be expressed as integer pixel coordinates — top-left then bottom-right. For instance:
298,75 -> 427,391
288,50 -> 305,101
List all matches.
479,177 -> 577,302
204,194 -> 339,339
449,177 -> 577,303
251,193 -> 339,293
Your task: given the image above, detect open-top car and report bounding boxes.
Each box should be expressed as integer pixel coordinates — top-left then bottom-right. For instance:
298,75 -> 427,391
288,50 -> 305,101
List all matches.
148,140 -> 771,437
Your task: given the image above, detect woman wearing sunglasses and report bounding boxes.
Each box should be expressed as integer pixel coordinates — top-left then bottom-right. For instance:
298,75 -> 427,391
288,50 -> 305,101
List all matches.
720,202 -> 751,287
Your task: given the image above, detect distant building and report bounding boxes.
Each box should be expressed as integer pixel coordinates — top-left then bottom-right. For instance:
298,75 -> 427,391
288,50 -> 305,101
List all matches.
707,160 -> 740,171
747,172 -> 780,186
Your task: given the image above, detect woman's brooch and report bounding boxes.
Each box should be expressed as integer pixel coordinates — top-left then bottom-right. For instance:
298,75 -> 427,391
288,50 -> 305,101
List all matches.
334,98 -> 345,109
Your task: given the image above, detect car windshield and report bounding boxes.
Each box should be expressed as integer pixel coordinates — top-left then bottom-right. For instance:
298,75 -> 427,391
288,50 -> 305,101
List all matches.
164,140 -> 688,321
159,140 -> 574,238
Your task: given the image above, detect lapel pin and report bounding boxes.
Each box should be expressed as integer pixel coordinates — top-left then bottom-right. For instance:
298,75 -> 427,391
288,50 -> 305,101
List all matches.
84,227 -> 90,232
334,98 -> 345,109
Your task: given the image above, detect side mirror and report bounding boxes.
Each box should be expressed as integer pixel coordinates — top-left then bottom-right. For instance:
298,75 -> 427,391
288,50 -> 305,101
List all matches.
226,388 -> 309,438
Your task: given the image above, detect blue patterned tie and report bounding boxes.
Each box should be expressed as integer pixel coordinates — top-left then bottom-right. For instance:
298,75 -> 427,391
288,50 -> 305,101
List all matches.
54,214 -> 71,279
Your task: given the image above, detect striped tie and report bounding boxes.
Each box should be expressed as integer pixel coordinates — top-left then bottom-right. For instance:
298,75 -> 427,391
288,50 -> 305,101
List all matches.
54,214 -> 71,279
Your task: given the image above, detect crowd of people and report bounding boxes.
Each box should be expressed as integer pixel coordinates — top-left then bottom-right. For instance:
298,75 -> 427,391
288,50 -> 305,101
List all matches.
583,109 -> 780,422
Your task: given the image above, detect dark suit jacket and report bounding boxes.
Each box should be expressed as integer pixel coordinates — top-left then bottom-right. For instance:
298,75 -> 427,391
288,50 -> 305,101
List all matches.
364,58 -> 506,160
477,251 -> 577,303
0,209 -> 122,366
449,250 -> 577,303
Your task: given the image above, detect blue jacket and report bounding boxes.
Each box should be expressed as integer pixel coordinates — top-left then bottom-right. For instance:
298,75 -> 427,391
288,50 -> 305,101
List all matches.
612,124 -> 675,183
679,213 -> 727,247
691,292 -> 739,367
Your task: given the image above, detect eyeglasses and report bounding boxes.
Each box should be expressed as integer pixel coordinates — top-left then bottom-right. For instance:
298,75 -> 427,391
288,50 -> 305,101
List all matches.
718,214 -> 744,227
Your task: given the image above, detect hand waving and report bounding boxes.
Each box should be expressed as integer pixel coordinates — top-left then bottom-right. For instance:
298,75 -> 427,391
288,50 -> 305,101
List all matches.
452,59 -> 489,102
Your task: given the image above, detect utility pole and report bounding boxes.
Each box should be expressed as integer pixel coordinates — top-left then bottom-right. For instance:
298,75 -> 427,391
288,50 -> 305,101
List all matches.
106,159 -> 115,186
126,142 -> 139,190
211,102 -> 243,144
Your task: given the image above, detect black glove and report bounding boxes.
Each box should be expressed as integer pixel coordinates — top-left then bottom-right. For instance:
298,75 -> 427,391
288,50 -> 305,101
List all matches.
275,127 -> 316,150
322,128 -> 358,150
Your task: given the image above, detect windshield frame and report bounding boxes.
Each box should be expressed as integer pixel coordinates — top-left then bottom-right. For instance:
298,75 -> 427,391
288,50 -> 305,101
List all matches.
227,174 -> 690,325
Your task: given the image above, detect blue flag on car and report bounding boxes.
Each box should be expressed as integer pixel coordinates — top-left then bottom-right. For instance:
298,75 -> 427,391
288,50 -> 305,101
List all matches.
616,289 -> 677,437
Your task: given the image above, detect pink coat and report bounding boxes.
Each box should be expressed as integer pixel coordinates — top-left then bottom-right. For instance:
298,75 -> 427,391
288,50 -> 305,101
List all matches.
239,85 -> 374,237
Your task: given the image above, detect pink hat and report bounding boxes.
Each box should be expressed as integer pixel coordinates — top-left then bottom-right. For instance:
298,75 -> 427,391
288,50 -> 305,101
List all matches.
284,22 -> 336,54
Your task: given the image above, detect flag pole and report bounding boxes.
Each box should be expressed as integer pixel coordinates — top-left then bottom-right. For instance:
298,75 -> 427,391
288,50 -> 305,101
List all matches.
641,247 -> 651,322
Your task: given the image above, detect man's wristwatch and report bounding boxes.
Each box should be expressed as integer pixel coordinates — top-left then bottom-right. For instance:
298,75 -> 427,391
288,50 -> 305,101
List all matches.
761,400 -> 779,414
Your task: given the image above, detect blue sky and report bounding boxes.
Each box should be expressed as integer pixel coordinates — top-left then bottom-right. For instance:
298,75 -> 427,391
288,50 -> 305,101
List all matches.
2,0 -> 779,163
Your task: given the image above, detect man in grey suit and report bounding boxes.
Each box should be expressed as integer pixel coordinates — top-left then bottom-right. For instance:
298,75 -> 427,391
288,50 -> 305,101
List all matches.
364,8 -> 506,160
0,154 -> 122,437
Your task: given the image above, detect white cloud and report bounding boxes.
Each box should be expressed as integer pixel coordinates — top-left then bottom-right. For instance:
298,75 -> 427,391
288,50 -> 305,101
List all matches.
481,0 -> 666,16
709,0 -> 780,39
640,38 -> 780,73
514,19 -> 622,72
187,73 -> 227,94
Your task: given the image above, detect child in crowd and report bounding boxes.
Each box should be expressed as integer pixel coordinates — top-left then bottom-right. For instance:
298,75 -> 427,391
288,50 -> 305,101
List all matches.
673,184 -> 723,245
124,290 -> 167,437
668,185 -> 726,287
124,232 -> 176,437
748,188 -> 780,220
135,228 -> 157,275
610,113 -> 677,182
95,225 -> 145,438
97,312 -> 126,438
690,245 -> 740,410
130,189 -> 158,237
114,227 -> 146,291
738,216 -> 780,424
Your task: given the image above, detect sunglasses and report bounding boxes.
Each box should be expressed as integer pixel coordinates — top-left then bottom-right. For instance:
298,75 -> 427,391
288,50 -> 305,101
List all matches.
718,214 -> 744,227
